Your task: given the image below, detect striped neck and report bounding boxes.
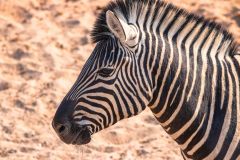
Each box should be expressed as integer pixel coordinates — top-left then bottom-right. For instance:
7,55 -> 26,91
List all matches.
142,2 -> 239,159
144,2 -> 236,107
130,1 -> 237,108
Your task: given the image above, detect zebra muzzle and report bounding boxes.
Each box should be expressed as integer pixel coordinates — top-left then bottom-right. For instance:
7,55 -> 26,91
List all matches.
52,118 -> 91,145
71,125 -> 91,145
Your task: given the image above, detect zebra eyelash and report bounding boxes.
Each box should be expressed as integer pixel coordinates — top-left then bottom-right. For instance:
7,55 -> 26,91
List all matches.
97,67 -> 115,77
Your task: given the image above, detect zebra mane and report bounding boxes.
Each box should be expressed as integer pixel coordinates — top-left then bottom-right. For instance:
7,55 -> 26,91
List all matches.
91,0 -> 239,55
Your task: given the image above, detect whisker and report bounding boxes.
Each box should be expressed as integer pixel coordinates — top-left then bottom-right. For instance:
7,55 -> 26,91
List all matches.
75,145 -> 84,160
81,145 -> 84,160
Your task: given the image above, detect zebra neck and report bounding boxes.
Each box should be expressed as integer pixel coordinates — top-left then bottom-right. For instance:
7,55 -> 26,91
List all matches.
135,1 -> 236,99
143,3 -> 240,159
121,1 -> 240,159
145,3 -> 233,111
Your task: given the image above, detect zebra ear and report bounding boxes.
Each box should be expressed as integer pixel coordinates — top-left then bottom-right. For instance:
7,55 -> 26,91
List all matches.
106,10 -> 126,41
106,10 -> 138,45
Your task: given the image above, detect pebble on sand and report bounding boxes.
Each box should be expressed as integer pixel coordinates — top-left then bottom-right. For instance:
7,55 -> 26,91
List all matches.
0,80 -> 10,91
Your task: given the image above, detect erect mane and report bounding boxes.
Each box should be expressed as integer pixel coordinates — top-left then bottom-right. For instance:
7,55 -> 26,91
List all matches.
91,0 -> 239,55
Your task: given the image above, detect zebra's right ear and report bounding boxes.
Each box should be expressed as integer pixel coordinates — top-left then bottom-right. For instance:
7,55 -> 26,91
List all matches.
106,10 -> 126,42
106,10 -> 138,45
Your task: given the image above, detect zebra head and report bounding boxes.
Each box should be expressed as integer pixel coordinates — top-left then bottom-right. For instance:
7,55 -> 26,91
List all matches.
52,9 -> 153,145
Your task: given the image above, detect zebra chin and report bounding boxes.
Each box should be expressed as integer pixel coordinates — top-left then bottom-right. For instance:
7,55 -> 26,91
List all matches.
70,126 -> 92,145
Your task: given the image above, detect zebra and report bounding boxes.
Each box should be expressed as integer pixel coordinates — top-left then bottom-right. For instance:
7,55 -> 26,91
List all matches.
52,0 -> 240,159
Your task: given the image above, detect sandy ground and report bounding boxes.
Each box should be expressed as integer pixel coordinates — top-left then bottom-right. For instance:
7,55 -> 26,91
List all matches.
0,0 -> 239,160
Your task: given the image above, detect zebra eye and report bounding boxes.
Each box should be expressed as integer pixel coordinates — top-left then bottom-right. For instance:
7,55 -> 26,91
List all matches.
98,68 -> 114,77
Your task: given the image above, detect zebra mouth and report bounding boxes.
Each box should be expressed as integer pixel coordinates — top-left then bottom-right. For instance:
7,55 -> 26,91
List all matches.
71,126 -> 91,145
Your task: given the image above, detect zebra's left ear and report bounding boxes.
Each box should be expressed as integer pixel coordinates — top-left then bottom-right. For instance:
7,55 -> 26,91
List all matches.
106,10 -> 138,46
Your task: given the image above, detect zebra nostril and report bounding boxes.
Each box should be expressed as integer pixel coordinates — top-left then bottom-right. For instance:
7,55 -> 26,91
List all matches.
58,125 -> 66,134
55,123 -> 70,136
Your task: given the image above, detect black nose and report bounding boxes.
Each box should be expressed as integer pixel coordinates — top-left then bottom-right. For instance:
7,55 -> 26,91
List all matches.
52,100 -> 76,142
52,120 -> 71,136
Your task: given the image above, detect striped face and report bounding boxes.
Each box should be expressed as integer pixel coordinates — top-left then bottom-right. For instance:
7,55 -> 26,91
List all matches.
69,39 -> 147,132
52,39 -> 149,144
52,10 -> 151,145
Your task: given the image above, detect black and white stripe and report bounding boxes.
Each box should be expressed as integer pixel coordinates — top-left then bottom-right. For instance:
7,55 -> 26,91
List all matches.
61,0 -> 239,159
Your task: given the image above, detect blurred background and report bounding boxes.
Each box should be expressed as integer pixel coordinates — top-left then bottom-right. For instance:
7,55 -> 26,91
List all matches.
0,0 -> 239,159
